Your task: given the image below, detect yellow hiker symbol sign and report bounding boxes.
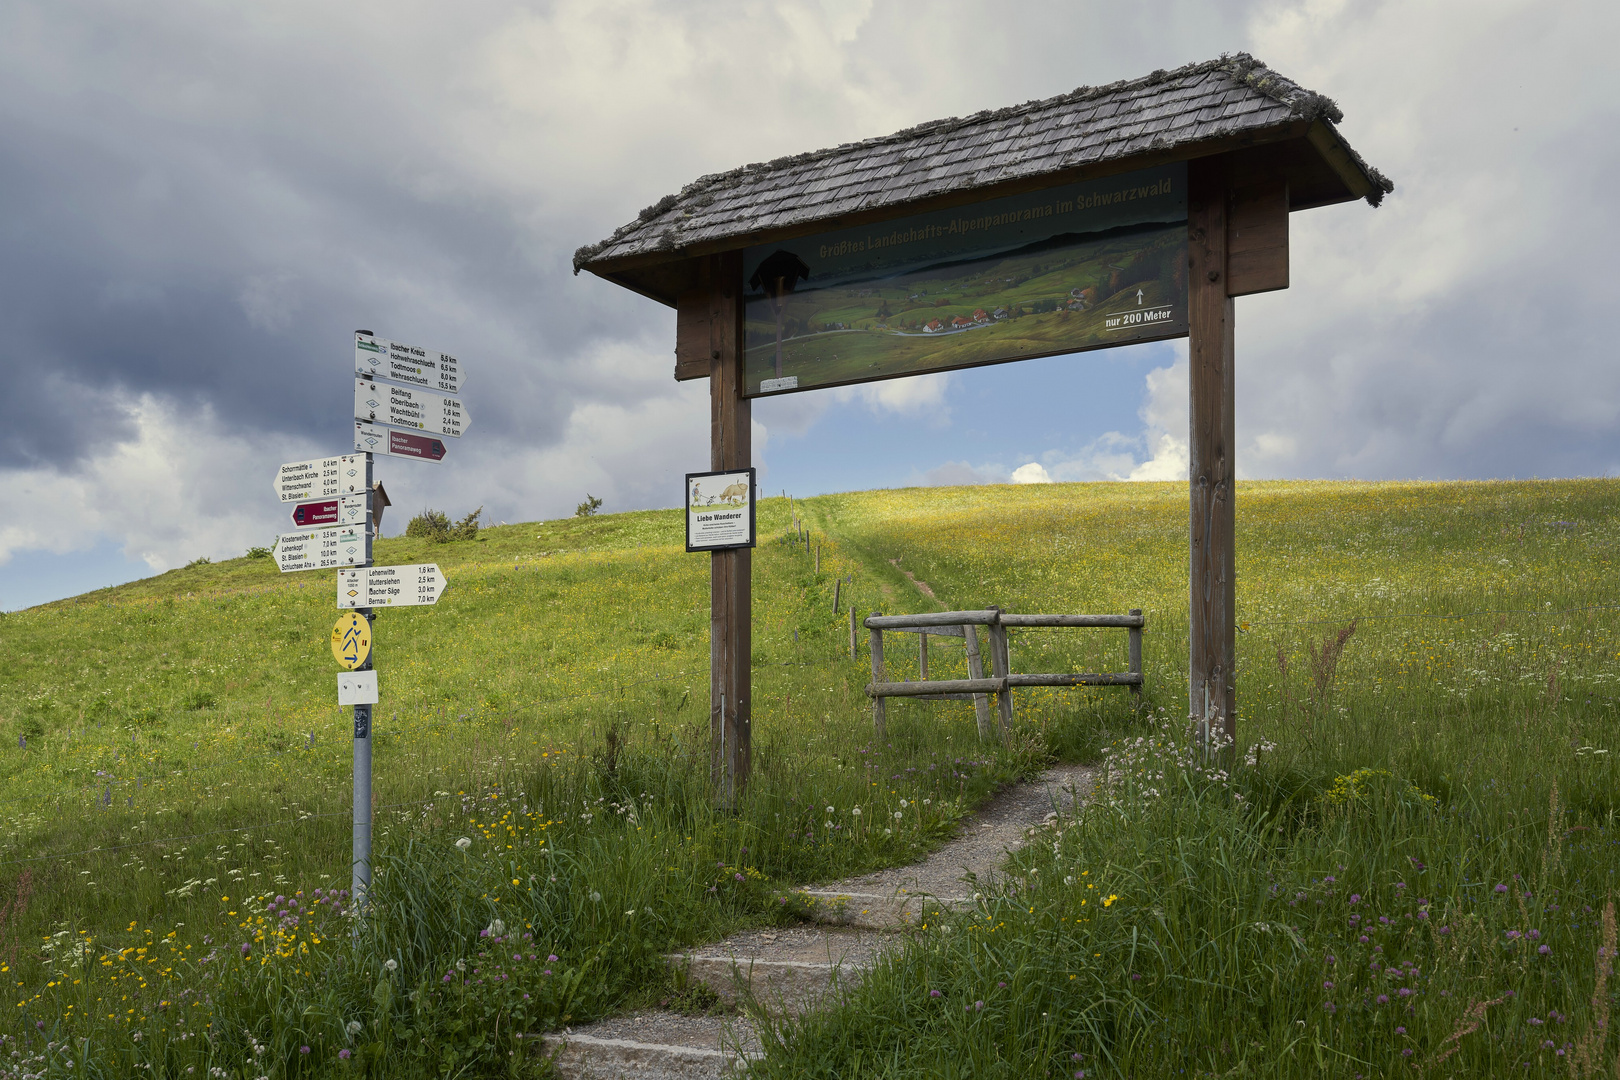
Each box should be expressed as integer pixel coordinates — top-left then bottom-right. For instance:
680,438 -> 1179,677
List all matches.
331,612 -> 372,671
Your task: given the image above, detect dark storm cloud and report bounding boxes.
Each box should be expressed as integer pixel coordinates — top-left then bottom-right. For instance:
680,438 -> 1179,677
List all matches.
0,1 -> 670,472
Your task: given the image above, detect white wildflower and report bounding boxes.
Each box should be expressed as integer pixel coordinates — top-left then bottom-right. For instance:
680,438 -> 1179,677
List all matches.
455,837 -> 472,851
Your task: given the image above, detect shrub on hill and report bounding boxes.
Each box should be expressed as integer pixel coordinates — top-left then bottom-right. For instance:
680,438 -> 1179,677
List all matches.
406,507 -> 482,543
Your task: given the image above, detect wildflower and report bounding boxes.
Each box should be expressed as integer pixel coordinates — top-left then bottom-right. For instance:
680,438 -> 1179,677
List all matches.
1395,1027 -> 1405,1034
1349,894 -> 1360,904
456,837 -> 472,851
1495,883 -> 1509,893
339,1049 -> 351,1060
930,990 -> 941,998
894,811 -> 904,820
346,1021 -> 362,1035
300,1047 -> 310,1055
383,959 -> 397,972
548,954 -> 559,962
826,806 -> 835,813
589,891 -> 602,903
1376,995 -> 1389,1004
851,807 -> 861,817
1539,944 -> 1551,955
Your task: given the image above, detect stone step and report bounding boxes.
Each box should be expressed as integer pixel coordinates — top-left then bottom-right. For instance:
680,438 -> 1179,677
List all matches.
796,887 -> 971,929
670,925 -> 882,1010
538,1012 -> 759,1080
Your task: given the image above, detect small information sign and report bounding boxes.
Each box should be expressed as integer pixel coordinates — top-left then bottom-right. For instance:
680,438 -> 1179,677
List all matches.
353,422 -> 448,462
355,379 -> 468,438
685,468 -> 756,552
337,670 -> 379,706
276,524 -> 370,572
274,455 -> 366,503
337,563 -> 448,609
355,332 -> 466,396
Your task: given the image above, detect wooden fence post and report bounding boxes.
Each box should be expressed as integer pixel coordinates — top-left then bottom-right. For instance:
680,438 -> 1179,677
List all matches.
919,630 -> 929,680
849,606 -> 857,658
986,610 -> 1013,739
707,250 -> 751,806
962,624 -> 993,741
869,616 -> 886,736
832,577 -> 840,614
1128,607 -> 1143,706
1188,156 -> 1237,753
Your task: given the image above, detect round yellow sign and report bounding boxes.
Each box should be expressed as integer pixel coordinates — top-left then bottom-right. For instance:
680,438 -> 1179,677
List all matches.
331,611 -> 372,671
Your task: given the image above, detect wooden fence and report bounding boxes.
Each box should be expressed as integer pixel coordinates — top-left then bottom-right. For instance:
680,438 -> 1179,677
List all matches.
862,608 -> 1144,740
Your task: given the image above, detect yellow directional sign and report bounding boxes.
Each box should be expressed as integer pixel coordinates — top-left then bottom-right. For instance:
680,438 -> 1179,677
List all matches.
331,611 -> 372,671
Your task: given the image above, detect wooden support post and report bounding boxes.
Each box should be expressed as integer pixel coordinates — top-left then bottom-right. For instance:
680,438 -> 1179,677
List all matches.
1188,157 -> 1237,752
962,624 -> 993,740
1128,607 -> 1144,706
986,613 -> 1014,739
919,631 -> 929,680
869,618 -> 886,736
832,577 -> 840,614
706,251 -> 751,805
815,544 -> 820,573
849,606 -> 857,657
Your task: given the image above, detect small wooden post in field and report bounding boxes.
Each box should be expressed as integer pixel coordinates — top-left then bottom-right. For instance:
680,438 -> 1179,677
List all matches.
1128,607 -> 1144,705
962,624 -> 993,741
869,617 -> 886,736
832,577 -> 841,614
919,630 -> 929,679
986,611 -> 1014,737
849,606 -> 857,657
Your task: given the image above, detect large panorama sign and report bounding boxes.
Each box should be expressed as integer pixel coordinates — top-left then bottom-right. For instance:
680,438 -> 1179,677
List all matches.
743,162 -> 1187,397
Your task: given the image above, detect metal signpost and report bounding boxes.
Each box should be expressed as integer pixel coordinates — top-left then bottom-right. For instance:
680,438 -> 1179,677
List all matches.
265,330 -> 463,920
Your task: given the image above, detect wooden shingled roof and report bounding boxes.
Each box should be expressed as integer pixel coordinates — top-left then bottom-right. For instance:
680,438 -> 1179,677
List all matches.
576,53 -> 1391,306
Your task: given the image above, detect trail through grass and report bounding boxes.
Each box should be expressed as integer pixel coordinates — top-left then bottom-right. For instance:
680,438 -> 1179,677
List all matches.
0,479 -> 1616,1077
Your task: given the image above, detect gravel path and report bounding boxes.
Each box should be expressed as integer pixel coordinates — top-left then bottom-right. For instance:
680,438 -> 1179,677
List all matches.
807,762 -> 1096,901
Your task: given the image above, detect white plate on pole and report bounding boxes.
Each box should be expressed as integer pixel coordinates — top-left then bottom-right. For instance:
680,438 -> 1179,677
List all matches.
276,524 -> 370,572
354,379 -> 468,438
355,333 -> 466,396
337,670 -> 379,706
337,564 -> 447,608
274,455 -> 366,503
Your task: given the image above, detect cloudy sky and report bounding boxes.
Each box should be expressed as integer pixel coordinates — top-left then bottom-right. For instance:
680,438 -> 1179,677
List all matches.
0,0 -> 1613,609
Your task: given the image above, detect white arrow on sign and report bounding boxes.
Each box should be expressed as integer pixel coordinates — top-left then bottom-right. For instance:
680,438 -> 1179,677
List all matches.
355,379 -> 469,439
355,333 -> 466,396
274,455 -> 366,503
337,563 -> 448,609
276,524 -> 370,573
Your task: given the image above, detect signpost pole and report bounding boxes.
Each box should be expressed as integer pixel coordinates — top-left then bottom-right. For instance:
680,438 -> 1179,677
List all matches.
352,452 -> 375,919
707,252 -> 751,807
1187,157 -> 1237,756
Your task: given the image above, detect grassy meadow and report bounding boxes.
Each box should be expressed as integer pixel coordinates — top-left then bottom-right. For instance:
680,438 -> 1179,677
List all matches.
0,479 -> 1616,1077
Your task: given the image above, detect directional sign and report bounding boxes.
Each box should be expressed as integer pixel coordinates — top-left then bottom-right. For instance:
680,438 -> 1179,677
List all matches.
275,455 -> 366,503
355,333 -> 466,396
291,493 -> 369,529
276,524 -> 370,573
337,563 -> 447,609
355,379 -> 468,438
353,422 -> 448,462
331,611 -> 372,670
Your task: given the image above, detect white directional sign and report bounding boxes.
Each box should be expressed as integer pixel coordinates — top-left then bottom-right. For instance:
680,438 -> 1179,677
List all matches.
355,379 -> 468,438
337,564 -> 448,609
337,670 -> 380,706
276,524 -> 370,573
274,455 -> 367,503
355,333 -> 466,396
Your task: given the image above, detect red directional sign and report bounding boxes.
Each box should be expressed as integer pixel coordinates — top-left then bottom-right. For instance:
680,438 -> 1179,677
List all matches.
354,422 -> 448,463
291,499 -> 340,528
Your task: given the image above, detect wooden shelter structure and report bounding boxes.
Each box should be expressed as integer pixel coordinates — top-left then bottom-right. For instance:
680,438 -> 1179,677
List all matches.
576,53 -> 1391,797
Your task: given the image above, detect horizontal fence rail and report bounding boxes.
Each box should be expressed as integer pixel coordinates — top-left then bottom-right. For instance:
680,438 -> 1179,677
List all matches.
862,608 -> 1144,741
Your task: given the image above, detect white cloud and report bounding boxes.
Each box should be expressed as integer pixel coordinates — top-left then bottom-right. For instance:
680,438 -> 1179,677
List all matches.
1010,462 -> 1053,484
831,372 -> 953,421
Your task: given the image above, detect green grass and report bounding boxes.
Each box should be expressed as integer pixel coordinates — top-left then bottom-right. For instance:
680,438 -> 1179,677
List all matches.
1,479 -> 1617,1077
